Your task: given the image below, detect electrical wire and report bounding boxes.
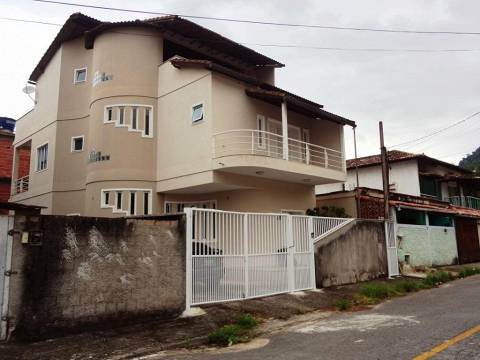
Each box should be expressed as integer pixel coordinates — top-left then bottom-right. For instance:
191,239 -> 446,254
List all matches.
32,0 -> 480,36
2,17 -> 480,53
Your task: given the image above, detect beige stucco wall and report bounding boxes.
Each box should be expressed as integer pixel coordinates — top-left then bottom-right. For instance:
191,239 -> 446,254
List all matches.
316,193 -> 358,218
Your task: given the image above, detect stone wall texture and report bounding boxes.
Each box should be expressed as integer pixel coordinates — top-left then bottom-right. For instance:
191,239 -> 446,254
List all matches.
314,220 -> 387,287
7,214 -> 186,340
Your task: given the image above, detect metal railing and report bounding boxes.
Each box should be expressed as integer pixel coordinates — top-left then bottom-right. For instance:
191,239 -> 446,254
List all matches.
185,207 -> 354,308
12,175 -> 29,195
212,129 -> 345,172
444,195 -> 480,210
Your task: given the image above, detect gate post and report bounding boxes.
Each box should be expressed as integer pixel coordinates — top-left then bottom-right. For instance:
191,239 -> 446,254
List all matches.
184,208 -> 193,311
286,214 -> 295,292
308,216 -> 316,289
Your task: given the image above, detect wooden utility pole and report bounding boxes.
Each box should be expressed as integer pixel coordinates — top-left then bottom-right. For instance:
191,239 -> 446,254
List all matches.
379,121 -> 390,220
353,126 -> 361,217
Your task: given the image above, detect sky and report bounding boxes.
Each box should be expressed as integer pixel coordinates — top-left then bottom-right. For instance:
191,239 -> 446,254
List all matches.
1,0 -> 479,164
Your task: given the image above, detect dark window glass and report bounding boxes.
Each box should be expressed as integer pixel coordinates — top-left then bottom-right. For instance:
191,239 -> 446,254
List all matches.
396,208 -> 426,225
116,192 -> 122,209
130,192 -> 135,215
104,192 -> 109,205
428,212 -> 453,227
132,108 -> 137,129
420,176 -> 439,198
145,108 -> 150,135
144,192 -> 149,215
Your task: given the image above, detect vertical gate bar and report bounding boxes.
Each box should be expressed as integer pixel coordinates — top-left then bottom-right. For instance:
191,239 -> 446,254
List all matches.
308,216 -> 316,289
244,214 -> 249,298
185,208 -> 193,311
286,214 -> 295,292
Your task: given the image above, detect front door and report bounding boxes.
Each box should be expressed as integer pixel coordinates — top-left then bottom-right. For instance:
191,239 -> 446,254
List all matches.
455,217 -> 480,264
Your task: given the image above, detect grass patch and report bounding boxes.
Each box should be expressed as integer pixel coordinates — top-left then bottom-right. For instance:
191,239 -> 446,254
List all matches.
458,266 -> 480,278
360,282 -> 396,300
208,313 -> 258,347
393,280 -> 420,294
335,298 -> 350,311
422,271 -> 455,288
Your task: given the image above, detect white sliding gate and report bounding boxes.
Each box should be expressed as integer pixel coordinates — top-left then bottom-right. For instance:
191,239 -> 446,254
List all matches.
185,208 -> 353,308
0,216 -> 14,341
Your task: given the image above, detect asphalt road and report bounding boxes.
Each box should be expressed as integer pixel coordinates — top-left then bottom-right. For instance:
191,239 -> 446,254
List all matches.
161,275 -> 480,360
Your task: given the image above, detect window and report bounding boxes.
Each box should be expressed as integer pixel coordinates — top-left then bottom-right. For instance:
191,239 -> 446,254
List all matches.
106,107 -> 114,122
428,212 -> 453,227
71,136 -> 84,152
143,191 -> 150,215
36,143 -> 48,171
129,192 -> 136,215
116,191 -> 122,210
104,191 -> 110,205
74,68 -> 87,84
131,107 -> 138,129
396,208 -> 426,225
257,115 -> 266,148
144,108 -> 151,136
192,103 -> 204,123
420,176 -> 440,199
119,107 -> 124,125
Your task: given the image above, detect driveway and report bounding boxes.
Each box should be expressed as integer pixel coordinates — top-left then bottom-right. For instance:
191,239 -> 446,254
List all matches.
160,275 -> 480,360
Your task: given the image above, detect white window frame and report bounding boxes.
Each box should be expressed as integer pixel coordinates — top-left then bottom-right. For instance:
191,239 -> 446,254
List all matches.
105,107 -> 115,122
71,135 -> 84,152
191,102 -> 204,124
164,200 -> 217,214
73,67 -> 87,84
131,107 -> 138,130
35,142 -> 48,172
116,191 -> 123,210
118,107 -> 125,125
144,107 -> 151,136
129,191 -> 137,216
101,189 -> 153,215
256,114 -> 266,149
103,104 -> 153,138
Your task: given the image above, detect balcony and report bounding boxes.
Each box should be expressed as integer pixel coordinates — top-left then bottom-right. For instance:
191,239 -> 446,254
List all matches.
212,129 -> 346,184
12,175 -> 29,195
444,196 -> 480,210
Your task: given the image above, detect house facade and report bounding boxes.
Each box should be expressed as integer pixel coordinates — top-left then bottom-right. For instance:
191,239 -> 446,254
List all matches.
10,13 -> 354,216
316,151 -> 480,266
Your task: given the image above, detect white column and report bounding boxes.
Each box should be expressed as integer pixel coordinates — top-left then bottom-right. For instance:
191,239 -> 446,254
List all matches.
340,125 -> 346,171
281,100 -> 289,160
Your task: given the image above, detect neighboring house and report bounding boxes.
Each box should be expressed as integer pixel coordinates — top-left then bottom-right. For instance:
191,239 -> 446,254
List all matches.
10,13 -> 354,216
0,117 -> 15,212
317,150 -> 480,208
316,151 -> 480,267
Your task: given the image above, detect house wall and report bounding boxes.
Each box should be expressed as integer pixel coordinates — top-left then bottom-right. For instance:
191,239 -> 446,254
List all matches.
316,160 -> 421,196
0,132 -> 14,207
314,220 -> 387,287
315,192 -> 357,218
7,214 -> 185,340
396,224 -> 458,267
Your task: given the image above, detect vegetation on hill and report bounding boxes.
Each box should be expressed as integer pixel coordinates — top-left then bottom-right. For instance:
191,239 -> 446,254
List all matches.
459,146 -> 480,173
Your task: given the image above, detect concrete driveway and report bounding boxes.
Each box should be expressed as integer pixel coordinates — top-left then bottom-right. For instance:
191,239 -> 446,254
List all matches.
160,275 -> 480,360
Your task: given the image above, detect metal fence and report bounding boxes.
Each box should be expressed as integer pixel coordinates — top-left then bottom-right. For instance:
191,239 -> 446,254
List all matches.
185,208 -> 353,308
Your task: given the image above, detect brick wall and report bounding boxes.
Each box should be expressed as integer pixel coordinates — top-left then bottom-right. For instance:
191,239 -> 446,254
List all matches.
0,133 -> 14,181
7,214 -> 186,340
17,147 -> 31,179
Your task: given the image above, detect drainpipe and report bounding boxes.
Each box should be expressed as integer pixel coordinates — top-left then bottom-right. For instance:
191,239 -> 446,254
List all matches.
281,100 -> 289,160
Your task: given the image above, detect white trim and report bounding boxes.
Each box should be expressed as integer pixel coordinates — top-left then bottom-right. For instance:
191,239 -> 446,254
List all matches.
100,188 -> 153,215
164,200 -> 216,214
71,135 -> 84,152
103,104 -> 154,138
191,102 -> 205,125
66,213 -> 81,216
73,67 -> 87,84
35,142 -> 48,172
131,107 -> 138,130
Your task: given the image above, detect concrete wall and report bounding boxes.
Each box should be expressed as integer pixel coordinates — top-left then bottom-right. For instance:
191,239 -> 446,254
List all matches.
314,220 -> 387,287
7,214 -> 185,340
397,224 -> 458,267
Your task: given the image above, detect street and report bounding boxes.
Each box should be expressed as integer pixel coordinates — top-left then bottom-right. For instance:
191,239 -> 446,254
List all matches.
160,275 -> 480,360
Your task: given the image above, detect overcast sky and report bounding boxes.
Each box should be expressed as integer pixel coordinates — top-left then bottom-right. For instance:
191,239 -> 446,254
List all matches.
1,0 -> 479,163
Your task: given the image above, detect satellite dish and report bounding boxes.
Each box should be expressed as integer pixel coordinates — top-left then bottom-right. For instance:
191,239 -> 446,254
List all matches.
22,85 -> 35,94
22,84 -> 36,104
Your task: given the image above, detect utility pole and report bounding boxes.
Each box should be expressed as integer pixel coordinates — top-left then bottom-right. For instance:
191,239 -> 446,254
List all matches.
353,126 -> 361,217
379,121 -> 390,221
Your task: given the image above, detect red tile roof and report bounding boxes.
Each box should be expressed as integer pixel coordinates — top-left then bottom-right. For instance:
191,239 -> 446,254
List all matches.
347,150 -> 419,169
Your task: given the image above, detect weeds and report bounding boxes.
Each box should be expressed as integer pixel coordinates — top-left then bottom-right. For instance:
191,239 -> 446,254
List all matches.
360,282 -> 396,300
393,280 -> 420,293
423,271 -> 455,287
335,298 -> 350,311
208,313 -> 258,347
458,266 -> 480,278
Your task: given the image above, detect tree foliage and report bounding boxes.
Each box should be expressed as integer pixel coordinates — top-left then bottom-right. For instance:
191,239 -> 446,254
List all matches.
459,146 -> 480,173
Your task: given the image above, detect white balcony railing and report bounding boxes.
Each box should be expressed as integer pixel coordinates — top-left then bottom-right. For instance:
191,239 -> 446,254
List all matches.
213,129 -> 345,172
444,195 -> 480,210
13,175 -> 29,195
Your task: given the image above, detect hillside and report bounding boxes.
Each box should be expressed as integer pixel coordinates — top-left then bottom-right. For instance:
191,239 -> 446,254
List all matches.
459,146 -> 480,172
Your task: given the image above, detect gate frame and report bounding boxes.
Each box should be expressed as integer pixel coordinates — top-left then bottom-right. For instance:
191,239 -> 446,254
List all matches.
0,215 -> 14,341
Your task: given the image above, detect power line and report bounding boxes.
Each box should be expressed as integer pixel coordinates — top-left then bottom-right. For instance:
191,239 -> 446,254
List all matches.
3,16 -> 480,53
33,0 -> 480,36
388,111 -> 480,149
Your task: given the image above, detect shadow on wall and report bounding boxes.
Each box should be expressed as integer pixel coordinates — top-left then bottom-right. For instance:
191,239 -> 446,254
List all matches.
314,220 -> 387,287
8,214 -> 186,341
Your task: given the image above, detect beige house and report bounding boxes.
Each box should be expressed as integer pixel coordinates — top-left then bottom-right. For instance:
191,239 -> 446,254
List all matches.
10,13 -> 355,216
